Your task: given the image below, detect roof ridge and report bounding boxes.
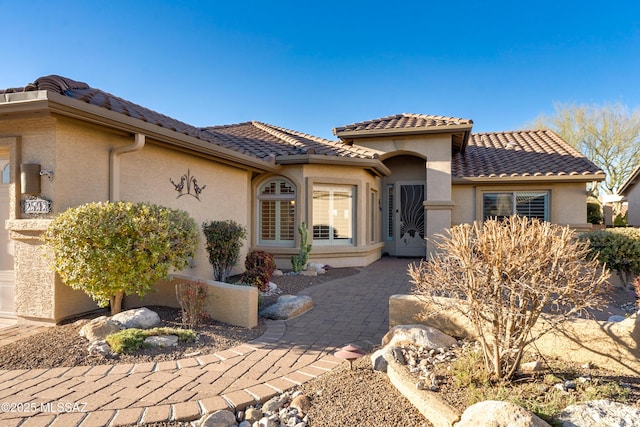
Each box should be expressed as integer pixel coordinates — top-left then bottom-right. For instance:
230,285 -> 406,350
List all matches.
251,121 -> 306,149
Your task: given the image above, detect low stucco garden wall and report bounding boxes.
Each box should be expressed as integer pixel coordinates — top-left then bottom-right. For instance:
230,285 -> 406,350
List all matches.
390,294 -> 640,376
124,274 -> 258,329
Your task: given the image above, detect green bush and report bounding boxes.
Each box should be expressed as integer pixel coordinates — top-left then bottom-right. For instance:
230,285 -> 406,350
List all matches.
202,220 -> 247,281
581,227 -> 640,287
44,202 -> 199,314
587,201 -> 603,225
106,327 -> 196,354
242,250 -> 276,292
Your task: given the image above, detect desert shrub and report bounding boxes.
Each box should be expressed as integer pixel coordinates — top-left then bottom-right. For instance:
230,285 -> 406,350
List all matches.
106,327 -> 196,354
202,220 -> 247,281
175,280 -> 210,329
581,227 -> 640,288
614,211 -> 629,227
409,215 -> 609,381
242,250 -> 276,292
44,202 -> 199,314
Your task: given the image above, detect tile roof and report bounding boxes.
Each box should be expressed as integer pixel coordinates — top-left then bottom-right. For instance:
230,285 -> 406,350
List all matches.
204,121 -> 378,159
1,76 -> 603,180
2,75 -> 377,161
333,113 -> 473,134
619,164 -> 640,195
453,130 -> 604,179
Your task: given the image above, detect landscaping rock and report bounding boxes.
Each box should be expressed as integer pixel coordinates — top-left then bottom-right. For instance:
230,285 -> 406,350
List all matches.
79,316 -> 122,342
381,324 -> 457,350
87,340 -> 111,356
244,407 -> 262,423
262,393 -> 289,413
454,400 -> 551,427
520,361 -> 545,372
306,263 -> 326,274
289,394 -> 311,415
272,269 -> 284,276
556,399 -> 640,427
370,348 -> 388,372
607,315 -> 627,322
260,295 -> 313,320
144,335 -> 178,347
112,307 -> 161,329
299,270 -> 317,277
198,409 -> 237,427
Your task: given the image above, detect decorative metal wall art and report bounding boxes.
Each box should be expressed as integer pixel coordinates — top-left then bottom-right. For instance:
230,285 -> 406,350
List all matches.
170,169 -> 206,201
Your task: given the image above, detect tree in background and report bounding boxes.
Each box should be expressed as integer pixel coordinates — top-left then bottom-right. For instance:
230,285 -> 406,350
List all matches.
45,202 -> 199,314
531,102 -> 640,199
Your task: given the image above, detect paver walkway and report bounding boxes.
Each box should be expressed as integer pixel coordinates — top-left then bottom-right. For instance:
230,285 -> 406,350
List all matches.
0,257 -> 416,426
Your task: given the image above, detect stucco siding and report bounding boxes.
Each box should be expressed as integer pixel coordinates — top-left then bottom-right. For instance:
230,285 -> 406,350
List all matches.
627,182 -> 640,227
119,142 -> 253,280
452,181 -> 589,228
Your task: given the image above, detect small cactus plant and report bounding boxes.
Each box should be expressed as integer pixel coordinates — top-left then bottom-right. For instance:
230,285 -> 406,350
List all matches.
291,222 -> 312,273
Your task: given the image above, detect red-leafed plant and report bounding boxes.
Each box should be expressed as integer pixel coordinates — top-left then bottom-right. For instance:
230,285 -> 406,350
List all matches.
242,250 -> 276,292
175,280 -> 210,329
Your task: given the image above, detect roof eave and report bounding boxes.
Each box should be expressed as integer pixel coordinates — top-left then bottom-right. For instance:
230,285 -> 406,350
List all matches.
452,173 -> 606,185
276,154 -> 391,177
618,165 -> 640,195
1,91 -> 280,174
334,123 -> 474,142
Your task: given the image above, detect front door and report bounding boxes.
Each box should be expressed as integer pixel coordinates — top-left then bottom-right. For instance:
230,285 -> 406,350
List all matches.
0,160 -> 14,317
396,182 -> 425,257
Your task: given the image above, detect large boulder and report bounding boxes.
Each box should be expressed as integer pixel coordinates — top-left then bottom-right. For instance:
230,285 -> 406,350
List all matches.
112,307 -> 161,329
381,324 -> 457,350
260,295 -> 313,320
79,316 -> 122,342
454,400 -> 551,427
556,399 -> 640,427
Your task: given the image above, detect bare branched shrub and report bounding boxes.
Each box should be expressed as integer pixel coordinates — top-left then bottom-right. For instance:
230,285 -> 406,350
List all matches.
408,216 -> 610,381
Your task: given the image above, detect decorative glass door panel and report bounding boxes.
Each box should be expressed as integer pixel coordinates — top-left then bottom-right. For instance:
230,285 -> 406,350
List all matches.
397,183 -> 425,257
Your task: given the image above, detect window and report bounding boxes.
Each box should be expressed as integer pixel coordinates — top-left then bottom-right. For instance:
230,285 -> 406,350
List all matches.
386,184 -> 394,240
1,162 -> 9,184
313,185 -> 355,245
483,191 -> 549,221
370,189 -> 377,243
258,179 -> 295,245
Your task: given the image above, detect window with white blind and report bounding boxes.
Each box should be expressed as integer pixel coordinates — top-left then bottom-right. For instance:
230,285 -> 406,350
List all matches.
482,191 -> 549,221
258,179 -> 296,245
312,185 -> 355,245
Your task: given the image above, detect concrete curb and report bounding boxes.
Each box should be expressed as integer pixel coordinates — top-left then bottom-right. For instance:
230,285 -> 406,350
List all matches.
386,357 -> 461,427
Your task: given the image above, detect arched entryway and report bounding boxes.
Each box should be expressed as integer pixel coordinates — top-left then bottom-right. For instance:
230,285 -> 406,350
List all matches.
382,154 -> 426,257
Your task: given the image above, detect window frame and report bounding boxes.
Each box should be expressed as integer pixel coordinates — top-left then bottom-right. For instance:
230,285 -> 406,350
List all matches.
482,190 -> 550,221
257,178 -> 296,246
312,184 -> 356,246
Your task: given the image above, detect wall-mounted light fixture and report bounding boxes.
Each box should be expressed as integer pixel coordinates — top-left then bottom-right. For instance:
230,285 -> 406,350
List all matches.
21,163 -> 41,194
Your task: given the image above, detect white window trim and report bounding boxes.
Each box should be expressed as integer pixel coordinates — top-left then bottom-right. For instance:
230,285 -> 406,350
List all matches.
312,184 -> 356,246
257,178 -> 296,246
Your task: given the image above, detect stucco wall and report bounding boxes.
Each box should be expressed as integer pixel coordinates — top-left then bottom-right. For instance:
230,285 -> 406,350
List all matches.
118,142 -> 252,279
452,181 -> 590,230
627,181 -> 640,227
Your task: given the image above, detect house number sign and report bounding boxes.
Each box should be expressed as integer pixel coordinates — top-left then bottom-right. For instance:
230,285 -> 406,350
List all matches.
23,197 -> 52,214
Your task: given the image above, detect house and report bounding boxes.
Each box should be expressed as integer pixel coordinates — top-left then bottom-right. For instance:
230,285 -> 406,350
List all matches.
619,164 -> 640,226
0,75 -> 604,324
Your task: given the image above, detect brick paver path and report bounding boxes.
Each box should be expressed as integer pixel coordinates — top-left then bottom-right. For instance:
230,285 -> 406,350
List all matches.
0,257 -> 415,426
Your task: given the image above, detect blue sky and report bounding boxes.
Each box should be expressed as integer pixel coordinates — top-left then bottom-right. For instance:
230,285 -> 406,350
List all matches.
1,1 -> 639,140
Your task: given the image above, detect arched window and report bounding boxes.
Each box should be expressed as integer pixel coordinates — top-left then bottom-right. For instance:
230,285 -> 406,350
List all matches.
1,163 -> 9,184
258,179 -> 296,245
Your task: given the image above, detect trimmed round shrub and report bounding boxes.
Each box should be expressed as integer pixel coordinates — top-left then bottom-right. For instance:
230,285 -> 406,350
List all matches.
44,201 -> 199,313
